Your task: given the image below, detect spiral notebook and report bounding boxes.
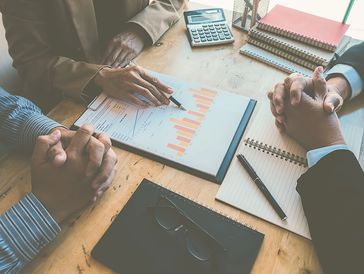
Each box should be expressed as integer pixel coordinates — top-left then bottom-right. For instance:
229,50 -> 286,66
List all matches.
257,5 -> 349,52
92,179 -> 264,274
216,103 -> 364,239
246,37 -> 318,70
240,44 -> 312,77
248,26 -> 351,67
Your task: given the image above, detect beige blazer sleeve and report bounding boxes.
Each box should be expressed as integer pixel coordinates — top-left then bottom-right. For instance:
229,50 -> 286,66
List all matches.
0,0 -> 105,104
129,0 -> 188,44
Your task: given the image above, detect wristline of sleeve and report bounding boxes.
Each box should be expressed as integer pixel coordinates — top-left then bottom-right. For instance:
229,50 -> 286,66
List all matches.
297,149 -> 363,198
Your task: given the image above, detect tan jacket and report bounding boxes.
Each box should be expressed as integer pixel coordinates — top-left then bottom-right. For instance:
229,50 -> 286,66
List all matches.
0,0 -> 187,109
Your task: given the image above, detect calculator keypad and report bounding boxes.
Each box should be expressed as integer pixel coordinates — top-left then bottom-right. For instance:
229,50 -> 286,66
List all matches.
189,23 -> 234,46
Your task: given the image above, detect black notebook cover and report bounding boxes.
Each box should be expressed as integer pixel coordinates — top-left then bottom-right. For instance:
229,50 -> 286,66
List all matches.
92,179 -> 264,274
72,99 -> 256,185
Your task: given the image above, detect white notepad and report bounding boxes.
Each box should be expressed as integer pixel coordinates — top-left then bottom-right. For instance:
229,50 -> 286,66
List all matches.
216,102 -> 364,239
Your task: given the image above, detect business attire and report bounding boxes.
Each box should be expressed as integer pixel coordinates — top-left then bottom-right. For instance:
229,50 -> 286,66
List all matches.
0,87 -> 61,273
296,43 -> 364,273
0,88 -> 60,149
297,150 -> 364,274
0,0 -> 187,110
327,42 -> 364,99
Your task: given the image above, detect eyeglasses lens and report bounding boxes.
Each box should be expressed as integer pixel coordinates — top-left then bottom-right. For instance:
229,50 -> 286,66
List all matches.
186,228 -> 215,261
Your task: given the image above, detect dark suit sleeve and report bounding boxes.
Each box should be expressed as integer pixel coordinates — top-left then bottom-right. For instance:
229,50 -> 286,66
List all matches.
334,42 -> 364,80
296,150 -> 364,274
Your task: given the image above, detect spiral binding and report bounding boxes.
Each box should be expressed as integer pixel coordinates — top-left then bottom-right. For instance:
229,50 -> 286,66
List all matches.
240,47 -> 311,77
257,22 -> 336,52
247,37 -> 317,70
244,138 -> 308,167
249,28 -> 327,66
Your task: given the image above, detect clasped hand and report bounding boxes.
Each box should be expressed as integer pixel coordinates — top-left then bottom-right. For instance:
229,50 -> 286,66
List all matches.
31,125 -> 118,224
268,67 -> 346,150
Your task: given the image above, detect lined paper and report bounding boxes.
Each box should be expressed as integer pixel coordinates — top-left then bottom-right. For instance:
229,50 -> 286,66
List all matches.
216,102 -> 363,239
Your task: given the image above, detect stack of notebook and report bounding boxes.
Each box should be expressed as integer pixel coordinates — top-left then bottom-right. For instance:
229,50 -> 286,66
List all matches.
240,5 -> 351,76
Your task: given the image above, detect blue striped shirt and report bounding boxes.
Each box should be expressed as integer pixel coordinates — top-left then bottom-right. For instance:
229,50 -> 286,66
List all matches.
0,87 -> 61,150
0,87 -> 62,273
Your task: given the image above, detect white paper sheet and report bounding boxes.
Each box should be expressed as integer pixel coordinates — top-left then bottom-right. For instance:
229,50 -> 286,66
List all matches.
74,71 -> 251,177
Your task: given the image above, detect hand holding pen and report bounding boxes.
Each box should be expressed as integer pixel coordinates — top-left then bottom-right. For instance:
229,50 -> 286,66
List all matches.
128,61 -> 186,110
95,59 -> 177,107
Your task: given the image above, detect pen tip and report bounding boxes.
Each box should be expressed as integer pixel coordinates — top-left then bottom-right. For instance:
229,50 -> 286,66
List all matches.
180,106 -> 187,111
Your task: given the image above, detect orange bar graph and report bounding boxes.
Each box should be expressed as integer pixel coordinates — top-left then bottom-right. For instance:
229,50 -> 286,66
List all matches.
183,118 -> 200,126
167,144 -> 185,153
193,94 -> 213,102
177,130 -> 194,138
177,136 -> 191,143
170,118 -> 199,129
189,88 -> 217,98
167,87 -> 218,156
200,88 -> 217,97
179,141 -> 189,147
188,110 -> 204,117
195,99 -> 212,107
174,125 -> 195,134
197,104 -> 209,110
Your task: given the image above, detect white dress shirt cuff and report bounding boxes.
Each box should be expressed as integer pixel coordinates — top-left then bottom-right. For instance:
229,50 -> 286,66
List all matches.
326,64 -> 363,100
307,144 -> 350,168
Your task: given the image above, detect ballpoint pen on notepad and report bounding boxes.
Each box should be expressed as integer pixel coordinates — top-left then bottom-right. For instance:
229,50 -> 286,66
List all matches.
128,60 -> 186,110
237,154 -> 287,221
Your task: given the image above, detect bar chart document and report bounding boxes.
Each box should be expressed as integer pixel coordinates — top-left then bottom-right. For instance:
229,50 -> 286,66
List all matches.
74,71 -> 256,183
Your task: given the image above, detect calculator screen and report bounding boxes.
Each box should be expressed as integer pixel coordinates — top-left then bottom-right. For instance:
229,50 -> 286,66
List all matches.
188,10 -> 224,24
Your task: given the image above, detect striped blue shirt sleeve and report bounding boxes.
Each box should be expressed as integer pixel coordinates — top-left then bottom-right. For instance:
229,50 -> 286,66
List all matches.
0,193 -> 61,273
0,87 -> 62,149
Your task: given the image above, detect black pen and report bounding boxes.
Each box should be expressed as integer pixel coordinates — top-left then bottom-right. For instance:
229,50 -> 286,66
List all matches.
169,96 -> 186,111
237,154 -> 287,221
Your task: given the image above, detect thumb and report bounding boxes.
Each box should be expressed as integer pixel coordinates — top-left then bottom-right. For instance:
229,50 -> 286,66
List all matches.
48,141 -> 67,167
323,92 -> 344,113
32,130 -> 62,164
312,66 -> 327,98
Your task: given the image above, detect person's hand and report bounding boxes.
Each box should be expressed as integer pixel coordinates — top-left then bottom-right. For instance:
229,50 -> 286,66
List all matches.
94,65 -> 173,106
324,75 -> 351,110
46,127 -> 117,201
101,25 -> 149,68
47,127 -> 110,167
279,69 -> 346,150
31,125 -> 117,223
268,67 -> 350,130
268,67 -> 347,132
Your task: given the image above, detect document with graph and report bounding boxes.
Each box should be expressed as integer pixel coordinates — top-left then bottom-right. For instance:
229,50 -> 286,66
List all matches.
73,71 -> 256,183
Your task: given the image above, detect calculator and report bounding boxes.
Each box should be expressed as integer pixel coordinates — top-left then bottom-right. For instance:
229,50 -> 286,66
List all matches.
184,8 -> 234,47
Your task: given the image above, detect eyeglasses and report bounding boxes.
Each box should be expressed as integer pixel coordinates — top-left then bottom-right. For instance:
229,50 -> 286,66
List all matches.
147,195 -> 226,262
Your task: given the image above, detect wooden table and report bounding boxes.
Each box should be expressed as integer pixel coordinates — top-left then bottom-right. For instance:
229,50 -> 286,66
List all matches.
1,3 -> 364,273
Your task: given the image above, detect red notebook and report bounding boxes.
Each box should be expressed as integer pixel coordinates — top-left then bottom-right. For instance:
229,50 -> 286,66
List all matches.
257,5 -> 349,52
